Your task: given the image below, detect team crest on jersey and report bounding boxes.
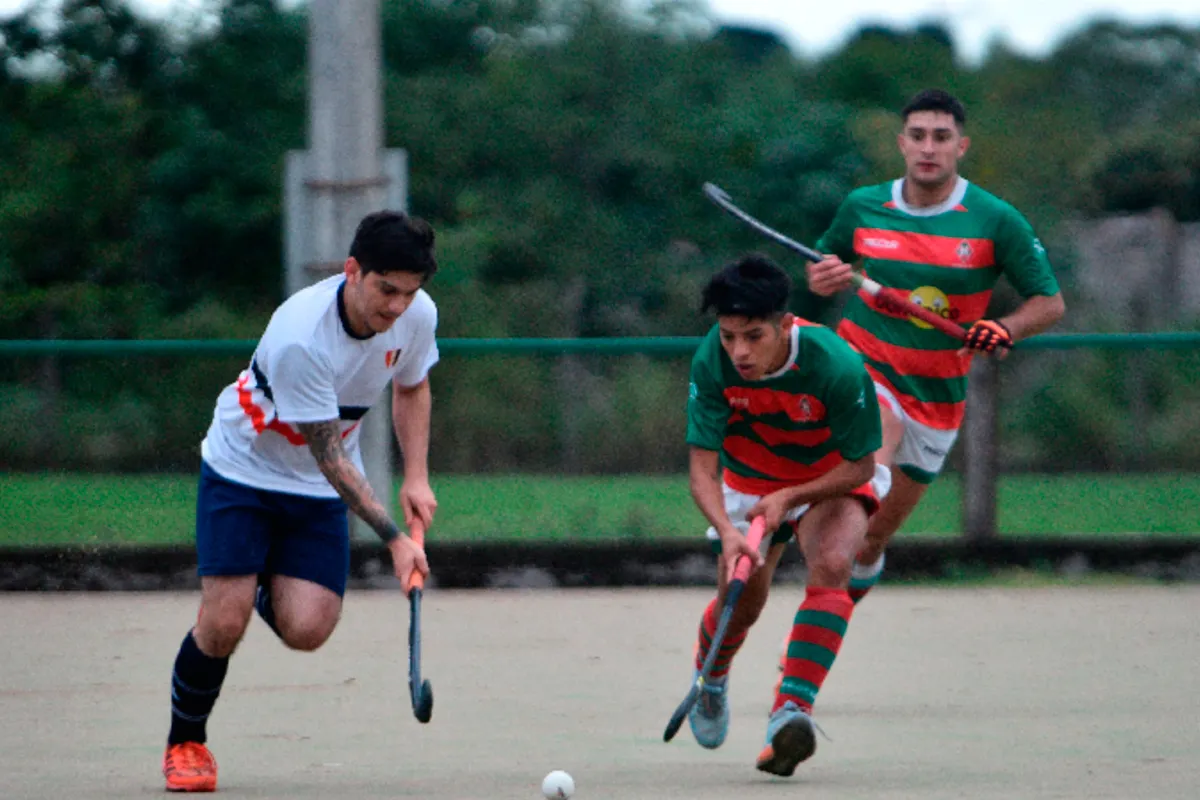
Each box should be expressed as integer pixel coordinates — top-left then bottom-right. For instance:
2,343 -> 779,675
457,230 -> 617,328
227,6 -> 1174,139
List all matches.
956,240 -> 974,264
792,393 -> 825,422
384,348 -> 403,367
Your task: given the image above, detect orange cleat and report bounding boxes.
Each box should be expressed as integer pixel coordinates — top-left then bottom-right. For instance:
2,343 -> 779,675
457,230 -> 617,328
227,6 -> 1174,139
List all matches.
163,742 -> 217,792
755,701 -> 817,777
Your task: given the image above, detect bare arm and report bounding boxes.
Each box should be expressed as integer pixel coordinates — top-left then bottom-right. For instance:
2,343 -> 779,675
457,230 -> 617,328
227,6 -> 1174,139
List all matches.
392,377 -> 437,528
771,454 -> 876,511
689,446 -> 764,579
999,292 -> 1066,342
297,419 -> 402,544
689,447 -> 741,542
392,378 -> 432,485
745,454 -> 876,534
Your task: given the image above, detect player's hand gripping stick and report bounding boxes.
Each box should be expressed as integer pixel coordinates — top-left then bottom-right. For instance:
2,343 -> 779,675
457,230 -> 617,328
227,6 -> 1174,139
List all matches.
662,515 -> 767,742
407,520 -> 434,723
701,182 -> 968,344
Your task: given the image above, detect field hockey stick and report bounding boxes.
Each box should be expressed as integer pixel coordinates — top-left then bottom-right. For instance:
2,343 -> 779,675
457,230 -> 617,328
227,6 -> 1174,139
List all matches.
702,182 -> 968,343
662,515 -> 767,743
406,519 -> 434,723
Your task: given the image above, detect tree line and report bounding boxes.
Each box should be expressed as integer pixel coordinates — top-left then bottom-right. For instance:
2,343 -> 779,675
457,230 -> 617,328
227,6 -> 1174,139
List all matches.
2,0 -> 1198,472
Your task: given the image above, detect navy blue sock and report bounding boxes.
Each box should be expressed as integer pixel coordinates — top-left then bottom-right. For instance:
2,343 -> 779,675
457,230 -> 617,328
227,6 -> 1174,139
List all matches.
168,631 -> 229,745
255,583 -> 283,639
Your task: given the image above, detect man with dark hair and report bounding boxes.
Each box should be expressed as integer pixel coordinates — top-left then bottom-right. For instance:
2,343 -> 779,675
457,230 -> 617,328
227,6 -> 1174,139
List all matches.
800,87 -> 1065,607
682,254 -> 889,776
901,87 -> 966,127
161,210 -> 440,792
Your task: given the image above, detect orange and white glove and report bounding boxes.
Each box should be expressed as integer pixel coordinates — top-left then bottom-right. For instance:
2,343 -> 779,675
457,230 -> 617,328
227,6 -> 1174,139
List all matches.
962,319 -> 1013,355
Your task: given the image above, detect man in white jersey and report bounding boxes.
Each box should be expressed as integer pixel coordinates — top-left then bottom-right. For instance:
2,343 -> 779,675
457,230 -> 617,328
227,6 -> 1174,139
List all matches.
161,210 -> 438,793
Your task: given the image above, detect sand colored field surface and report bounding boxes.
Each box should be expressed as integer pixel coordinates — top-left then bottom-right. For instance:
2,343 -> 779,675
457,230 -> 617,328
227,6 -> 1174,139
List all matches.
2,587 -> 1198,799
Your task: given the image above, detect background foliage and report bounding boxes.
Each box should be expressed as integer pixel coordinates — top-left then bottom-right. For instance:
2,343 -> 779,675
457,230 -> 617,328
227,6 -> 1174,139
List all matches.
2,0 -> 1199,472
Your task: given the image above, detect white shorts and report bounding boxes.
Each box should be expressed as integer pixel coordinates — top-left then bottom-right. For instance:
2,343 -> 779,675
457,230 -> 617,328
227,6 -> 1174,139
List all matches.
705,464 -> 893,547
873,381 -> 959,484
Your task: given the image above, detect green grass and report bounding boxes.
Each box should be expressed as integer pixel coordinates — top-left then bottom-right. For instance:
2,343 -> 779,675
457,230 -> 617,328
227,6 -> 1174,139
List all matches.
0,472 -> 1197,548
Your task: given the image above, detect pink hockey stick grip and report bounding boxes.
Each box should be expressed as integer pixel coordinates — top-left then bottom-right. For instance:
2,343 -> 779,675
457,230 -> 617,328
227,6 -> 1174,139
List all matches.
730,516 -> 767,584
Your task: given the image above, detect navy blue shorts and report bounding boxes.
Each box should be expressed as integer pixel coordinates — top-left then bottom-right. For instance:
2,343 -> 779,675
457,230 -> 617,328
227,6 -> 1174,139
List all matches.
196,461 -> 350,596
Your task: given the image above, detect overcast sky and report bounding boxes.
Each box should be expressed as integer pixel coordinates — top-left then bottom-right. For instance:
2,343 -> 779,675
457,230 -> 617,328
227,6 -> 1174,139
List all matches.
2,0 -> 1198,63
705,0 -> 1200,61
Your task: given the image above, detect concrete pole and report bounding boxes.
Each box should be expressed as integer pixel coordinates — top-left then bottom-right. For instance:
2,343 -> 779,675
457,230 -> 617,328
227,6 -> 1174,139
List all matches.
307,0 -> 393,538
962,357 -> 998,542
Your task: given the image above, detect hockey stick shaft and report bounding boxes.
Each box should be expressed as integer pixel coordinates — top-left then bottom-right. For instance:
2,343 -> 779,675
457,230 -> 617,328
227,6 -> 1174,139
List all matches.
662,516 -> 767,742
702,183 -> 968,342
407,520 -> 434,723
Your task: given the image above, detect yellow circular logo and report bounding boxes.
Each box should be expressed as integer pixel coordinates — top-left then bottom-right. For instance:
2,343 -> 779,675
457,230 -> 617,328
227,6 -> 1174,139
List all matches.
907,286 -> 951,329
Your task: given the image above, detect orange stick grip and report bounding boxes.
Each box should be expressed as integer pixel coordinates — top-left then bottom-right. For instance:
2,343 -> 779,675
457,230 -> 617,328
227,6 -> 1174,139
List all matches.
406,520 -> 426,593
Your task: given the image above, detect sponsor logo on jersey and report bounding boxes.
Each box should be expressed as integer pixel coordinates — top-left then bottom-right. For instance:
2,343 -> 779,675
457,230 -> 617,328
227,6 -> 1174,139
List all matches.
906,286 -> 959,329
956,240 -> 974,264
384,348 -> 403,367
863,237 -> 900,250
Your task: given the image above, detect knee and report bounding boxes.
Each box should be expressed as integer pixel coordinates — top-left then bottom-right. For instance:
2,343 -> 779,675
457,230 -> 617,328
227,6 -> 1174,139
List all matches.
808,551 -> 853,589
196,610 -> 250,657
278,615 -> 337,652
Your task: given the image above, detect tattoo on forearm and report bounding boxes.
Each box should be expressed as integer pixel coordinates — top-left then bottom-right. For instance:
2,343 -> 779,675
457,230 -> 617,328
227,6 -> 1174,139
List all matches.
297,420 -> 399,543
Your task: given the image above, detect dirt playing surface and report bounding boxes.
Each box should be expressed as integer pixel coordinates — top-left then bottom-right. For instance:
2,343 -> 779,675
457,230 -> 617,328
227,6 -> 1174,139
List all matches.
2,587 -> 1198,799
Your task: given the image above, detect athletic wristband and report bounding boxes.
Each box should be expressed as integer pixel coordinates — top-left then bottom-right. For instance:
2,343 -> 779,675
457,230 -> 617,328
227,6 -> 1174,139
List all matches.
376,520 -> 401,544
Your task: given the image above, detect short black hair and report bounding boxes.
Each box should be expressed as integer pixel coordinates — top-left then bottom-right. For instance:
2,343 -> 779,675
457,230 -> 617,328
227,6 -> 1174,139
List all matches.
349,210 -> 438,279
901,88 -> 966,128
701,254 -> 791,319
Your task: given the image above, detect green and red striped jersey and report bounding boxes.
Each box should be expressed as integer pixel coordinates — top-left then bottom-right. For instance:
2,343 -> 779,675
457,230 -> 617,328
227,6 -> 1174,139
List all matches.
814,177 -> 1060,430
686,320 -> 882,496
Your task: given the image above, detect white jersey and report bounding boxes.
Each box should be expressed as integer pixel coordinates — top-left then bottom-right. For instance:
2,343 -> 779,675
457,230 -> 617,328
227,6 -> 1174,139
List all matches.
201,274 -> 439,498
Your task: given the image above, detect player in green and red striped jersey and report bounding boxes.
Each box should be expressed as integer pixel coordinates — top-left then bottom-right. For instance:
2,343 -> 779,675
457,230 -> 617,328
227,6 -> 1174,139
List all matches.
683,254 -> 890,776
804,88 -> 1066,602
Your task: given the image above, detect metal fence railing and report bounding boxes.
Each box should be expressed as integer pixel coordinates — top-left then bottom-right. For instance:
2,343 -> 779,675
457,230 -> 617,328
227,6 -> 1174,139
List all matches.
3,332 -> 1198,541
